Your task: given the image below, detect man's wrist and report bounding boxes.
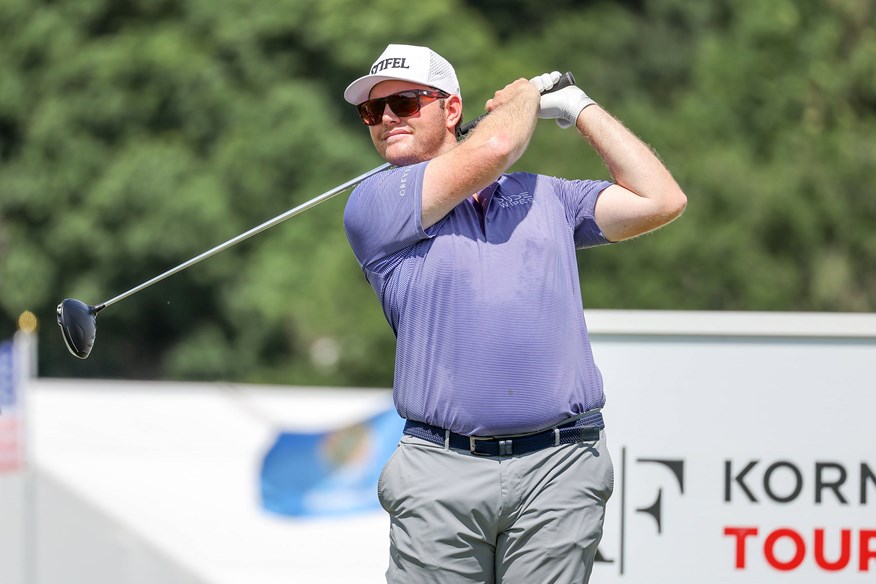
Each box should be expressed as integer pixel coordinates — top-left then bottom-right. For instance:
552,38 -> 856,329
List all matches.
568,91 -> 596,121
536,84 -> 597,129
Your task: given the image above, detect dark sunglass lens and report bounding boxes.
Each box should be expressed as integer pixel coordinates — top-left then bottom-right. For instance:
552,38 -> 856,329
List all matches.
358,100 -> 382,126
357,91 -> 439,125
387,94 -> 421,117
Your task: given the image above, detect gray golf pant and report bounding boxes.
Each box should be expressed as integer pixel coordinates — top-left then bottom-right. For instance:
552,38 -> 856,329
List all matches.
377,430 -> 613,583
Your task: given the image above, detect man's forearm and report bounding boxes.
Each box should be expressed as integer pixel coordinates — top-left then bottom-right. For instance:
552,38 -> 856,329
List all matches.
421,79 -> 540,227
575,105 -> 687,241
576,105 -> 678,200
466,81 -> 540,167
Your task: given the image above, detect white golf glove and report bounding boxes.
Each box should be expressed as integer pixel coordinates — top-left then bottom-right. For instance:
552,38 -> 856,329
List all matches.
530,71 -> 596,129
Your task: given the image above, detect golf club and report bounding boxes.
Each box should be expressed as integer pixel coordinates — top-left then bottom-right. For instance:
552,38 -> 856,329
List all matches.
58,72 -> 577,359
56,161 -> 390,359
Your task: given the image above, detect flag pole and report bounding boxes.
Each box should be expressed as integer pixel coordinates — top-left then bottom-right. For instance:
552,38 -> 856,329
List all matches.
15,312 -> 38,584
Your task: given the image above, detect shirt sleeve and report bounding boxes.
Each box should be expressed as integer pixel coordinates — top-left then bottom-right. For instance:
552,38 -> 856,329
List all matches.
548,176 -> 615,249
343,161 -> 432,272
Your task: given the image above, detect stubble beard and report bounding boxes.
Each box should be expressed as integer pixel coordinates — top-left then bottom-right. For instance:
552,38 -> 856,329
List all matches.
375,123 -> 452,166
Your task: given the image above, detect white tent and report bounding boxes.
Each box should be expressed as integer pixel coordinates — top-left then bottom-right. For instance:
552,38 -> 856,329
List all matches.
7,379 -> 394,584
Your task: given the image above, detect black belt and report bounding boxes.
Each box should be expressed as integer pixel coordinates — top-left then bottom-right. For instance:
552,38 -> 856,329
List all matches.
403,411 -> 604,457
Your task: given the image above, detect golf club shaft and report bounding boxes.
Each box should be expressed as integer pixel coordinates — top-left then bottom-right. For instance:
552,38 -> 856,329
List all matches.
97,162 -> 393,311
95,73 -> 577,311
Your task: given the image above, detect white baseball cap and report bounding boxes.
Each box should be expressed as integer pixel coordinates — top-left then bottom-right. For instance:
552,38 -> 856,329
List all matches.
344,44 -> 461,105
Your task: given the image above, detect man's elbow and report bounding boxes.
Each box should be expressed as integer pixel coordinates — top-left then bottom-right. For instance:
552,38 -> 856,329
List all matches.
665,188 -> 687,222
645,188 -> 687,234
471,132 -> 525,173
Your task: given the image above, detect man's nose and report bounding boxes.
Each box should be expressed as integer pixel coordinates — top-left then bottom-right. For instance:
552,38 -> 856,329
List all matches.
381,103 -> 399,123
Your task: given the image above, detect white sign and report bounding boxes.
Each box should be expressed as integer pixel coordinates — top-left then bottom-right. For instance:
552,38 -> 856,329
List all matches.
587,311 -> 876,583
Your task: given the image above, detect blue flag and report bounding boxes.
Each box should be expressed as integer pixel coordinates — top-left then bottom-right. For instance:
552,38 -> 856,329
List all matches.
260,406 -> 404,517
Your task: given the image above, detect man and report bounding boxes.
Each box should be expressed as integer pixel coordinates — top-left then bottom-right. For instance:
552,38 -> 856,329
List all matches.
343,44 -> 686,583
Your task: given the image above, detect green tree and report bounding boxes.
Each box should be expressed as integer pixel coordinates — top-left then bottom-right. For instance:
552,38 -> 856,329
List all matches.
1,0 -> 873,385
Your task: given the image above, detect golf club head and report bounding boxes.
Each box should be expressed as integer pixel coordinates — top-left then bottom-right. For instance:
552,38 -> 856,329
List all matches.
57,298 -> 100,359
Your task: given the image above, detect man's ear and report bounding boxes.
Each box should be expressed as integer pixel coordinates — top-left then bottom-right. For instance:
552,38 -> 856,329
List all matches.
445,95 -> 463,131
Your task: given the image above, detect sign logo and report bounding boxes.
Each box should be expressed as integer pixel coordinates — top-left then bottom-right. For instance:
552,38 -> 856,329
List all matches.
595,447 -> 876,578
596,449 -> 685,572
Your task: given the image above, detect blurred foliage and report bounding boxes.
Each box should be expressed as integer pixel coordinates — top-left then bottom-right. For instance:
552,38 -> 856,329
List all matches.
0,0 -> 874,384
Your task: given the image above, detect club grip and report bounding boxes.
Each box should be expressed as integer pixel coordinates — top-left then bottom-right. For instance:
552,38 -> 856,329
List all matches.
458,71 -> 577,138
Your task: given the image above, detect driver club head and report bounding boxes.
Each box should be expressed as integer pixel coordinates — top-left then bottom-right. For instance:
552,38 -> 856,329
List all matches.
57,298 -> 101,359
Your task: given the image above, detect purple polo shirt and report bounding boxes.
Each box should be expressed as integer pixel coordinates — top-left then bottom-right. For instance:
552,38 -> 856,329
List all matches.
344,161 -> 613,436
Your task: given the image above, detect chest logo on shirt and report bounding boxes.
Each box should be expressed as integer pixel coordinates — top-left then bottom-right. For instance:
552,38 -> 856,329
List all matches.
494,191 -> 533,209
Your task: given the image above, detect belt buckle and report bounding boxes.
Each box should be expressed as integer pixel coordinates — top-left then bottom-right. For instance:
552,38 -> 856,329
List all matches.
469,436 -> 491,456
469,436 -> 513,456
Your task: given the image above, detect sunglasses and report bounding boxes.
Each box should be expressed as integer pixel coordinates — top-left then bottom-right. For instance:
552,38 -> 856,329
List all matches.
357,89 -> 450,126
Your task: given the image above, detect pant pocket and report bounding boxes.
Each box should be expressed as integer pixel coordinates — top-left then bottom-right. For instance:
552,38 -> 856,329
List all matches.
377,441 -> 403,512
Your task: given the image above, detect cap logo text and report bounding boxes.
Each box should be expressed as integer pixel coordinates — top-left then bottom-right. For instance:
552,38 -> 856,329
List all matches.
371,57 -> 410,75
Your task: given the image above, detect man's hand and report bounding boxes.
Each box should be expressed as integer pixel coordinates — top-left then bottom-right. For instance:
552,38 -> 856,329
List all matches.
530,71 -> 596,129
484,78 -> 541,114
529,71 -> 563,94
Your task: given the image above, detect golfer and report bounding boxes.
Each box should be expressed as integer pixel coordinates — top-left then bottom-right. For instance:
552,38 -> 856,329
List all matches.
343,44 -> 686,583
